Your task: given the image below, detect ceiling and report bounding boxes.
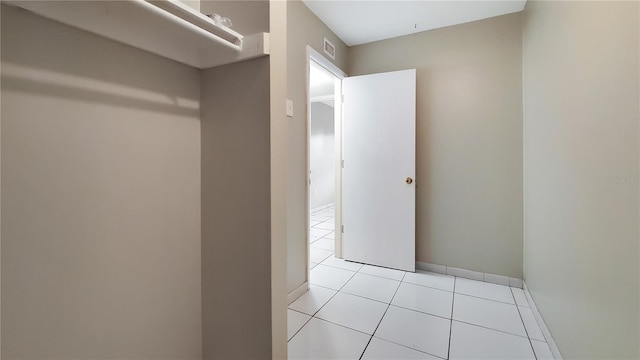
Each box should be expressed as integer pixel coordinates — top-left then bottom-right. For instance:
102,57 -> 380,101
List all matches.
302,0 -> 527,46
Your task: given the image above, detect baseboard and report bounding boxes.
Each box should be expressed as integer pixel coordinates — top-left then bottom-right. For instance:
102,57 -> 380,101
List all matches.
414,261 -> 561,358
523,282 -> 564,359
287,281 -> 309,305
415,261 -> 524,288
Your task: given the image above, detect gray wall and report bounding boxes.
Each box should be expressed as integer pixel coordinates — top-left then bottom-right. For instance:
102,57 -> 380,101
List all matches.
349,13 -> 524,278
522,1 -> 639,358
201,57 -> 272,359
1,5 -> 202,358
310,102 -> 336,210
287,0 -> 348,293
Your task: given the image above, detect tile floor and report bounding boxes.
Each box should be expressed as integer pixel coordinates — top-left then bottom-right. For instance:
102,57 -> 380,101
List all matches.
289,205 -> 555,359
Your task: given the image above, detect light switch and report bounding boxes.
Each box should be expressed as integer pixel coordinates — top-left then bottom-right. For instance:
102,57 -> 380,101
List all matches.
286,99 -> 294,117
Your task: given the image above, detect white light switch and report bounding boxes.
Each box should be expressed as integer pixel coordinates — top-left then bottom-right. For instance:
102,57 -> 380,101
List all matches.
286,99 -> 294,117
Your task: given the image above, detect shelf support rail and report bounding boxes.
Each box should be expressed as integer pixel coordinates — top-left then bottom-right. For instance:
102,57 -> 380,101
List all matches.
135,0 -> 242,52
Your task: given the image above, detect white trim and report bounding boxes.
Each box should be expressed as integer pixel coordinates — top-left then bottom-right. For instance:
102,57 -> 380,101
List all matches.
308,47 -> 347,79
305,45 -> 346,281
332,73 -> 344,259
287,282 -> 309,305
415,261 -> 524,288
523,282 -> 564,359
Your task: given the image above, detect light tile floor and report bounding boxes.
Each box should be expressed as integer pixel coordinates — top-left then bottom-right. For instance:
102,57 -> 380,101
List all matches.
291,205 -> 554,359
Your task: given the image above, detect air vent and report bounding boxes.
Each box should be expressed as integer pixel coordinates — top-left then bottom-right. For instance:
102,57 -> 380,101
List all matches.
323,37 -> 336,60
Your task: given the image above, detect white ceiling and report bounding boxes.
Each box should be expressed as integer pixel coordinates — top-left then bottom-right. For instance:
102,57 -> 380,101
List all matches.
302,0 -> 527,46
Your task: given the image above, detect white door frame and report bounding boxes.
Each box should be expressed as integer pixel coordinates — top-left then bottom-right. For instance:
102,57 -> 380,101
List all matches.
306,46 -> 346,284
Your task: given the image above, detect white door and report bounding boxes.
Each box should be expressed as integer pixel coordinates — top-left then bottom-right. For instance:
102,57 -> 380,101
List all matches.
342,69 -> 416,272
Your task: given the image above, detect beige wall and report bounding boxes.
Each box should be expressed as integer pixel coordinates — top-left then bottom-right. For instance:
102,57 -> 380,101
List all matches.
199,1 -> 275,358
201,57 -> 272,359
286,0 -> 348,293
179,0 -> 200,12
201,0 -> 268,36
349,14 -> 524,278
268,0 -> 289,356
1,5 -> 202,358
523,1 -> 639,358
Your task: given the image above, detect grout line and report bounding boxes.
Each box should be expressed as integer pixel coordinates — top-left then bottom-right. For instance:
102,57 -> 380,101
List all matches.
310,317 -> 373,337
339,289 -> 394,306
288,308 -> 311,317
371,303 -> 454,323
287,308 -> 314,342
317,260 -> 364,272
447,276 -> 456,359
309,266 -> 358,317
366,336 -> 447,360
400,279 -> 455,294
304,282 -> 342,293
310,317 -> 372,336
357,267 -> 407,281
310,204 -> 335,213
358,271 -> 407,360
512,287 -> 538,358
452,319 -> 532,340
453,291 -> 518,306
357,335 -> 374,359
309,232 -> 336,245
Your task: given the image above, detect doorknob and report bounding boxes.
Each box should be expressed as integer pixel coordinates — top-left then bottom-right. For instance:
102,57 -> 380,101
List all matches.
406,177 -> 413,185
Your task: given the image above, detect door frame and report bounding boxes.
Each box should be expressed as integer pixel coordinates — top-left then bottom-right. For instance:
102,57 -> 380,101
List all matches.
306,46 -> 346,284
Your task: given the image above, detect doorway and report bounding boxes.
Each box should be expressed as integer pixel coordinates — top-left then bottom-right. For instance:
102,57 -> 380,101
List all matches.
306,48 -> 345,275
305,49 -> 417,277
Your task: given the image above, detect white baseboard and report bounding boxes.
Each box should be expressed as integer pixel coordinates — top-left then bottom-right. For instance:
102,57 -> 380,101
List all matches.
287,281 -> 309,305
415,261 -> 523,288
414,261 -> 562,358
523,282 -> 563,359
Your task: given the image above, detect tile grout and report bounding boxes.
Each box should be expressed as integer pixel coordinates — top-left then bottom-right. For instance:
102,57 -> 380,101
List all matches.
451,319 -> 532,340
316,261 -> 521,306
287,308 -> 314,342
511,286 -> 539,359
357,270 -> 407,360
301,207 -> 538,358
447,276 -> 457,359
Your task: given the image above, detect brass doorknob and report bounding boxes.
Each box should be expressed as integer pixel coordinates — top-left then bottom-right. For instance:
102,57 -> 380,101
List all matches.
406,177 -> 413,185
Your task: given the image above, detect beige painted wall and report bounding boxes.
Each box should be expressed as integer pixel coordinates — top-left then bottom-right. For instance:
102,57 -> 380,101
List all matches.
523,1 -> 639,358
199,2 -> 276,358
201,0 -> 268,36
179,0 -> 200,12
286,0 -> 348,293
201,57 -> 272,359
1,5 -> 202,358
349,14 -> 524,278
268,0 -> 289,357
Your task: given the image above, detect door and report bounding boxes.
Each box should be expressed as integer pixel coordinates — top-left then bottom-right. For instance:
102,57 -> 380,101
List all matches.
342,69 -> 416,272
